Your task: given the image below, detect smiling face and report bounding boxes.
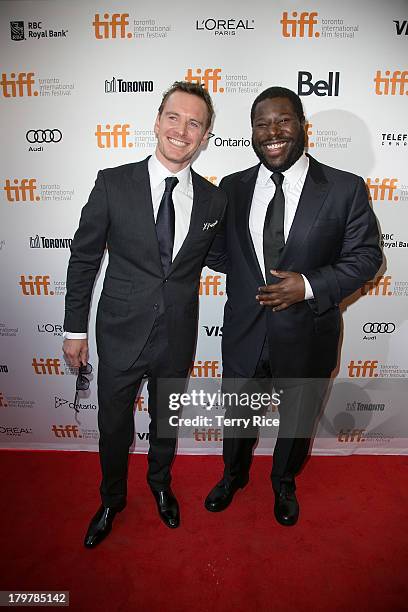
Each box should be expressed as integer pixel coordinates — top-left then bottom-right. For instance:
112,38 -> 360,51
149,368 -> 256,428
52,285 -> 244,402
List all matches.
154,90 -> 210,173
251,96 -> 305,173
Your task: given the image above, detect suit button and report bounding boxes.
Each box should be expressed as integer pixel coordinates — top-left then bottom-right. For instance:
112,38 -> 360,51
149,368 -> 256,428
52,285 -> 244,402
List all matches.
153,303 -> 159,310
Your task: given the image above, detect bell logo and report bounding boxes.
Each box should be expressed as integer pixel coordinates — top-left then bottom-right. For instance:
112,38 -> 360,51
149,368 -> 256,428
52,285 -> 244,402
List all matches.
347,360 -> 378,378
93,13 -> 132,39
52,424 -> 81,438
95,124 -> 132,148
338,428 -> 365,442
298,71 -> 340,96
194,428 -> 222,441
361,275 -> 392,296
366,178 -> 398,201
184,68 -> 224,93
0,393 -> 8,408
191,360 -> 221,378
305,122 -> 314,148
19,275 -> 53,295
4,179 -> 40,202
32,358 -> 63,375
199,275 -> 224,296
374,70 -> 408,95
281,12 -> 319,38
1,72 -> 38,97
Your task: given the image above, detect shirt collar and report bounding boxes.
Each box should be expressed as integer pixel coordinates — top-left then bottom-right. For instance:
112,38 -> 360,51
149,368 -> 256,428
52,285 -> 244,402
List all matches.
258,153 -> 309,189
148,153 -> 191,193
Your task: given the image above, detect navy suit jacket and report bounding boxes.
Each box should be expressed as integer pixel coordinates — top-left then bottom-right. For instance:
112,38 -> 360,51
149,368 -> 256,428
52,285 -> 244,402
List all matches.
206,155 -> 382,378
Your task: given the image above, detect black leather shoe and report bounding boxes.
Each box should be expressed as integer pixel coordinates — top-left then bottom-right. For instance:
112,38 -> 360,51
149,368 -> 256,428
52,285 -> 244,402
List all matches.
274,484 -> 299,526
205,475 -> 249,512
150,488 -> 180,529
84,502 -> 126,548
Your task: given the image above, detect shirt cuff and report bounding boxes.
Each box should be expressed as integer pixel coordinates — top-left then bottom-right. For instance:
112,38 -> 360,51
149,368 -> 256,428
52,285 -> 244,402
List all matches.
301,275 -> 314,300
63,331 -> 88,340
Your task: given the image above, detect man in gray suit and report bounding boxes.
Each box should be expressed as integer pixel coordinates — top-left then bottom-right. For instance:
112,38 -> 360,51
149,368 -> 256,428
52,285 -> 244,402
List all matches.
63,81 -> 226,547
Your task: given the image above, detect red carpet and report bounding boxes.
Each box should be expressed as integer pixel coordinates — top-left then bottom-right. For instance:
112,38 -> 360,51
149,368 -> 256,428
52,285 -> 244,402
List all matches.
0,451 -> 407,611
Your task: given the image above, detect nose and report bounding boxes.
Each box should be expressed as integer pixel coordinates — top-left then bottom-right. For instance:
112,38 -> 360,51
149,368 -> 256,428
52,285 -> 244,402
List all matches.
176,120 -> 188,137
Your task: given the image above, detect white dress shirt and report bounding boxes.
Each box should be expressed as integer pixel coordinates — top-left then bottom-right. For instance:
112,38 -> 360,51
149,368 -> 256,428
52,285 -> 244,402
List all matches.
249,153 -> 314,299
64,153 -> 194,339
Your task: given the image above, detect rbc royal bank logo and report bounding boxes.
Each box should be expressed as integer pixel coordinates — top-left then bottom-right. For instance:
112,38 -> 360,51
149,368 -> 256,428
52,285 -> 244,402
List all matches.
93,13 -> 132,39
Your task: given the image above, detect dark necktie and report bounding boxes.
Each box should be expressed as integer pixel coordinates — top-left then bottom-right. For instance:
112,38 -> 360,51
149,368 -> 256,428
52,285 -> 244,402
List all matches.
156,176 -> 178,276
263,172 -> 285,284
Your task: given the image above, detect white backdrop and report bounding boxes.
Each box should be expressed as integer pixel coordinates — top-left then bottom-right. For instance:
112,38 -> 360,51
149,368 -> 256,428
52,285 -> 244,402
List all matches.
1,0 -> 407,455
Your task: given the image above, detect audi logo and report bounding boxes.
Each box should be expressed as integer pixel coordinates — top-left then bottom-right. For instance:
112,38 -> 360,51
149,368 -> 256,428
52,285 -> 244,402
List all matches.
363,322 -> 395,333
26,129 -> 63,144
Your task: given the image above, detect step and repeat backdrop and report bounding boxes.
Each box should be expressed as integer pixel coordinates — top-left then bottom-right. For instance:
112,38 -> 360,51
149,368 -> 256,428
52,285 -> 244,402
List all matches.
1,0 -> 407,456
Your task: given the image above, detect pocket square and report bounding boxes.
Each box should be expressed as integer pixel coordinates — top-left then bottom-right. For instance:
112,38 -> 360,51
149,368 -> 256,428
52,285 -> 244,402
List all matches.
202,220 -> 218,231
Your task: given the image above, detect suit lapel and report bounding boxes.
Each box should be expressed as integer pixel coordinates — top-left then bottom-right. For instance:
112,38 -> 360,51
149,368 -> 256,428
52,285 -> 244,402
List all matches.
131,157 -> 163,274
236,164 -> 265,283
279,155 -> 331,268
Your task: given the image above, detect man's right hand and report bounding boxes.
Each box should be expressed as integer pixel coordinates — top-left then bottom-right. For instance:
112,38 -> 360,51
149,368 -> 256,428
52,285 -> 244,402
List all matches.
63,339 -> 89,368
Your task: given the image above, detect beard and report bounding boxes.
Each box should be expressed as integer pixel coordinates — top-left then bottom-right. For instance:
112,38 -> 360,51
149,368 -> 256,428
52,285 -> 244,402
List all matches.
252,129 -> 305,173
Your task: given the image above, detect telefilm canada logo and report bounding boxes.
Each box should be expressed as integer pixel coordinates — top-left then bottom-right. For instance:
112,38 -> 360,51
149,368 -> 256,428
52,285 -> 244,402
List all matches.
195,17 -> 255,36
10,20 -> 68,41
381,132 -> 407,147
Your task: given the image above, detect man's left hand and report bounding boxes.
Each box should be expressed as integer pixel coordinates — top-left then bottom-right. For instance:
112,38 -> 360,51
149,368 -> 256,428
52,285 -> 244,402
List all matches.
256,270 -> 305,311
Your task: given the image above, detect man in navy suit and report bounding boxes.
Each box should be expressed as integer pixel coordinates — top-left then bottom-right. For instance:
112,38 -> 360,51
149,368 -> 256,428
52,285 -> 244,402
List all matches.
63,81 -> 226,546
205,87 -> 382,525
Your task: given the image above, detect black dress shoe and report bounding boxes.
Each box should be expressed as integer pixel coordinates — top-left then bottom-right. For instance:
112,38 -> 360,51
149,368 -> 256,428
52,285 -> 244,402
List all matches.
150,488 -> 180,529
274,484 -> 299,526
84,502 -> 126,548
205,475 -> 249,512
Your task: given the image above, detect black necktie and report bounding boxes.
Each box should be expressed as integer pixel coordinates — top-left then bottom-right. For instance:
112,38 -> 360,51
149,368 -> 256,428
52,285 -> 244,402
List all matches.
263,172 -> 285,284
156,176 -> 178,276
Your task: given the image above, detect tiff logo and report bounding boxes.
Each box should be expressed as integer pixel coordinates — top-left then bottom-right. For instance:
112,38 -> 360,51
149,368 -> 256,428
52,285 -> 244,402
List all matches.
362,276 -> 392,296
95,124 -> 132,148
4,179 -> 40,202
347,360 -> 378,378
305,122 -> 314,148
52,424 -> 81,438
393,20 -> 408,35
366,178 -> 399,201
93,13 -> 132,39
134,396 -> 147,411
32,358 -> 63,375
0,393 -> 8,407
184,68 -> 224,93
338,428 -> 365,442
199,275 -> 224,296
19,275 -> 53,295
191,360 -> 221,377
281,12 -> 319,38
1,72 -> 38,97
194,428 -> 222,441
374,70 -> 408,95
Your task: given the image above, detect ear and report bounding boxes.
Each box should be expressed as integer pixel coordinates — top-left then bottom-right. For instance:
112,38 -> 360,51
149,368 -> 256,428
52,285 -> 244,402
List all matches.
154,113 -> 160,136
200,127 -> 210,145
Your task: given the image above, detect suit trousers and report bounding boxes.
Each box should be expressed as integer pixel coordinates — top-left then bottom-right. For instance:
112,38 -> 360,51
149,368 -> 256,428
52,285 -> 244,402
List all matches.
222,336 -> 329,492
97,313 -> 189,507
